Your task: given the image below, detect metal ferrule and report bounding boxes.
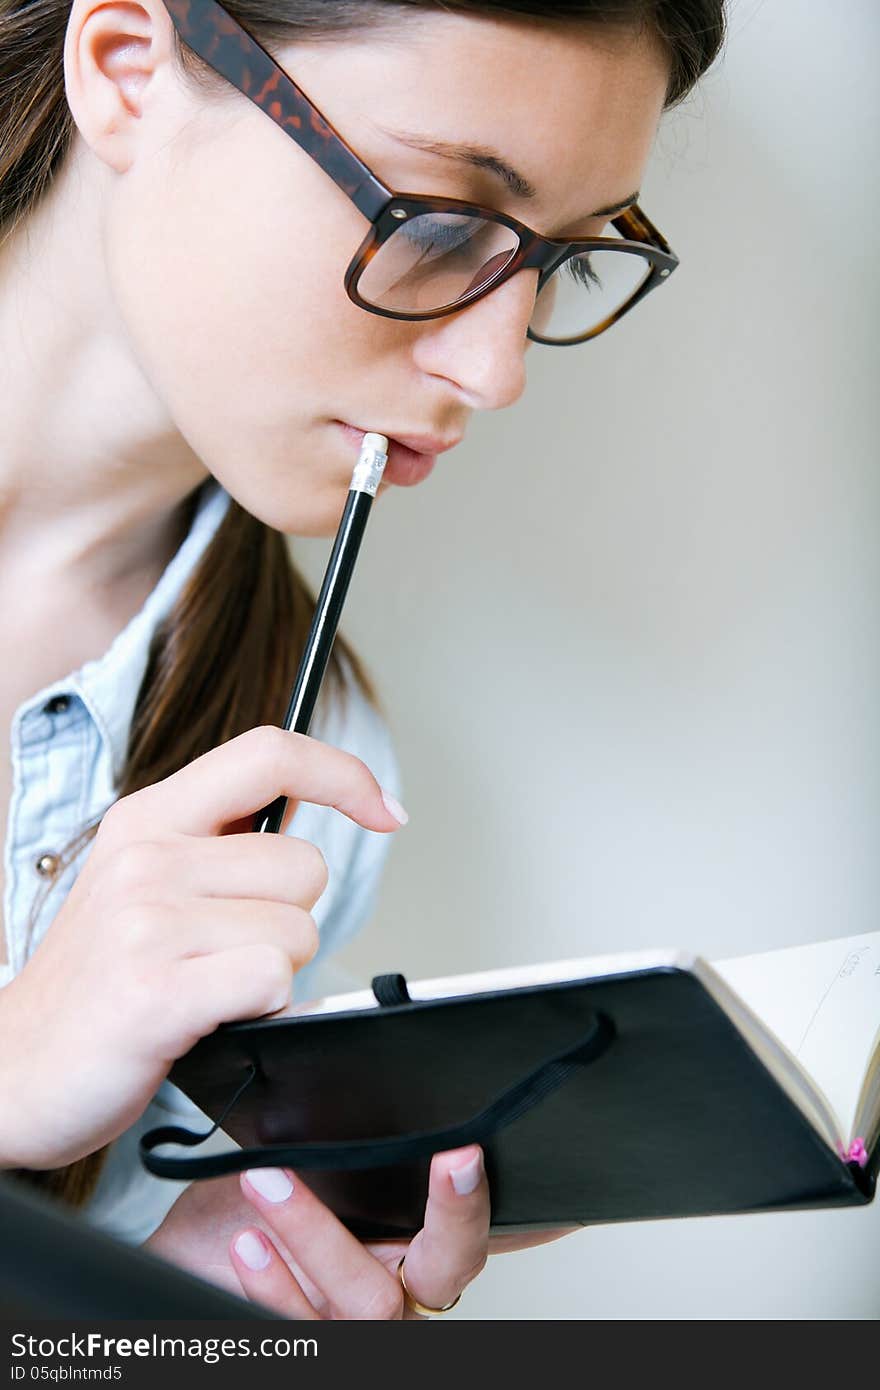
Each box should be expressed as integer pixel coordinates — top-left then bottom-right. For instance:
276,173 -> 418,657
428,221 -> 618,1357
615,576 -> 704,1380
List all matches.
350,432 -> 389,496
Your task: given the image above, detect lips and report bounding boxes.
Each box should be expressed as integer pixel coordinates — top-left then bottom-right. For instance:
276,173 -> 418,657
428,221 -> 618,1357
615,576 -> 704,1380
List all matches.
385,432 -> 464,456
334,421 -> 463,488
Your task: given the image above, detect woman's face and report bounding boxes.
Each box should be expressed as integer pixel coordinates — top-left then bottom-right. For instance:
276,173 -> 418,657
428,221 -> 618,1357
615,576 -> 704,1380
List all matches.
90,5 -> 668,536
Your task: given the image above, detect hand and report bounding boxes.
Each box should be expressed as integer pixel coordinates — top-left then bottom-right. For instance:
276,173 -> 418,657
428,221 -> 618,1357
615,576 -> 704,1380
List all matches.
0,727 -> 405,1170
146,1148 -> 580,1320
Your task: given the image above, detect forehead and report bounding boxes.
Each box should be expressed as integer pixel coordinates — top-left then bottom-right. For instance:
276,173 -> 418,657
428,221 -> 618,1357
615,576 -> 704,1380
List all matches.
277,12 -> 669,216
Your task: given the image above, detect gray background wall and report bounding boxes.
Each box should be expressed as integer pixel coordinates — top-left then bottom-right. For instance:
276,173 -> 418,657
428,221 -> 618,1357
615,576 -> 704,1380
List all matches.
295,0 -> 880,1319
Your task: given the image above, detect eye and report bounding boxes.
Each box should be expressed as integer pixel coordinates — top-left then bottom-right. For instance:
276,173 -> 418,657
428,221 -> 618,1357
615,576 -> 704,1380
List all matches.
397,215 -> 484,257
563,253 -> 602,290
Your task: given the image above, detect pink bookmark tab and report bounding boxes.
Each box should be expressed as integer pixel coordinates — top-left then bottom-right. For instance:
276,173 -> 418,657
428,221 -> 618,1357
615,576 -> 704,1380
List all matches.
841,1138 -> 869,1168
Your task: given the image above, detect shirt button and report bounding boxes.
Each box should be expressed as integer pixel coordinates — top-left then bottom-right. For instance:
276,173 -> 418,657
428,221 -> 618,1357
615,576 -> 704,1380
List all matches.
43,695 -> 71,715
35,853 -> 61,877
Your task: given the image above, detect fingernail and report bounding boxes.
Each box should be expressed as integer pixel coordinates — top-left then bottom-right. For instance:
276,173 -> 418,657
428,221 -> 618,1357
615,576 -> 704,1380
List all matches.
245,1167 -> 294,1203
450,1150 -> 483,1196
234,1230 -> 271,1271
381,787 -> 409,826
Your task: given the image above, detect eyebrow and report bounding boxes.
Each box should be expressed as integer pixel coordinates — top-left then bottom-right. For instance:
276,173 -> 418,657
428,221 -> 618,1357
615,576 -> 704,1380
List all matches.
379,127 -> 639,219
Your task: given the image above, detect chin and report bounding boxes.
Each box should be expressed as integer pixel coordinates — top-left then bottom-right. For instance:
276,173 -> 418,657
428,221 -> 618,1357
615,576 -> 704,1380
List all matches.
240,489 -> 359,540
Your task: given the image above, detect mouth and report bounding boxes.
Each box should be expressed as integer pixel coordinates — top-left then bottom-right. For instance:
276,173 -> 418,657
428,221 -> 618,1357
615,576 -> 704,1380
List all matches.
333,421 -> 463,488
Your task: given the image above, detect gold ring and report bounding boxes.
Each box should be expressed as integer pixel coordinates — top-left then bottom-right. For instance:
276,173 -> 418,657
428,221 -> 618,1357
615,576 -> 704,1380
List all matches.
397,1254 -> 462,1317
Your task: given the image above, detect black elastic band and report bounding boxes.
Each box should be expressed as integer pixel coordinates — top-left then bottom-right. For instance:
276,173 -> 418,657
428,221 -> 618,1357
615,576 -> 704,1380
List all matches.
139,1010 -> 615,1181
371,974 -> 412,1007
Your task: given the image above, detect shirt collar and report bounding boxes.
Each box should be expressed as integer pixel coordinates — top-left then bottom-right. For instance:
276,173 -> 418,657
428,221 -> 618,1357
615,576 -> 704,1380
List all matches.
66,480 -> 232,783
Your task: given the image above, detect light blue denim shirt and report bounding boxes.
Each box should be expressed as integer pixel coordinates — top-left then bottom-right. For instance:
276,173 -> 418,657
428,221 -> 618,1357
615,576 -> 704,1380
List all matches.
1,478 -> 402,1241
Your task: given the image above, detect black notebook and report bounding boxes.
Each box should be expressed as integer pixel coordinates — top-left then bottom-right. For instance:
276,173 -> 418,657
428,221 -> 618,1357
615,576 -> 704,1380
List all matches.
140,930 -> 880,1239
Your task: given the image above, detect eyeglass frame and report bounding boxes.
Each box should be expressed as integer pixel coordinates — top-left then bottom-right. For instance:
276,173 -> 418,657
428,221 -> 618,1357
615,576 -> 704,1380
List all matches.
163,0 -> 680,345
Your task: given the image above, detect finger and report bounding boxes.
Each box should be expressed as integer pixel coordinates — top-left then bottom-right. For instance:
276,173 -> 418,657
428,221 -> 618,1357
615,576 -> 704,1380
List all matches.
101,726 -> 408,840
152,897 -> 319,967
400,1145 -> 490,1313
239,1169 -> 404,1321
166,944 -> 297,1047
122,832 -> 331,913
229,1227 -> 321,1320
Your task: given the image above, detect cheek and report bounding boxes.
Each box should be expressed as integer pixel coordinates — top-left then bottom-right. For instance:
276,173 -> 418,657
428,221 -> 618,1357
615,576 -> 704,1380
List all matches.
104,134 -> 348,419
102,124 -> 379,530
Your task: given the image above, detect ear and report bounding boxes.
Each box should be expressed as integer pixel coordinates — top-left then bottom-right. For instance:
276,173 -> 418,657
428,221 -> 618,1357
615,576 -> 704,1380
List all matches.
63,0 -> 180,173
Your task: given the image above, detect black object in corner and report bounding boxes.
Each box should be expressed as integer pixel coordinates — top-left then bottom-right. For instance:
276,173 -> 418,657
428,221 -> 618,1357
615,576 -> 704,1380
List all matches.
0,1176 -> 282,1318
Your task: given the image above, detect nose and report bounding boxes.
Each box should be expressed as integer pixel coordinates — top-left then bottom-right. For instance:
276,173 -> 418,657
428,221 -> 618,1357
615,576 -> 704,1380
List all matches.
410,268 -> 538,411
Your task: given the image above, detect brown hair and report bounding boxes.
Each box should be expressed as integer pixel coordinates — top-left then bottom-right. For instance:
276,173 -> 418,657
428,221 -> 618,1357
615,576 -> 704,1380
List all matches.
1,0 -> 724,1210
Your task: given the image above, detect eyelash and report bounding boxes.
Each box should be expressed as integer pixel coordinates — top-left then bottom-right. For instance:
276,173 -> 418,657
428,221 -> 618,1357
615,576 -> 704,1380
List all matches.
400,219 -> 481,254
563,254 -> 601,289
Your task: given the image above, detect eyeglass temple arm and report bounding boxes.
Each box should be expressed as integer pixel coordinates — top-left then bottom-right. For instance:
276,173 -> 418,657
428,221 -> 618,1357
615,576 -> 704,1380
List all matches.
615,204 -> 675,258
164,0 -> 392,221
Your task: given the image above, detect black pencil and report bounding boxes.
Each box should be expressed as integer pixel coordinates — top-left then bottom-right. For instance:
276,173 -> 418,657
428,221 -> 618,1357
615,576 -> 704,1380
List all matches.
252,432 -> 389,835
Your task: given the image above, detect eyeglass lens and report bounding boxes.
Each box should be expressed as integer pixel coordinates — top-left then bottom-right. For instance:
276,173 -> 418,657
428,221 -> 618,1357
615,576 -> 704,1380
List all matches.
355,212 -> 653,341
357,212 -> 520,313
531,232 -> 653,343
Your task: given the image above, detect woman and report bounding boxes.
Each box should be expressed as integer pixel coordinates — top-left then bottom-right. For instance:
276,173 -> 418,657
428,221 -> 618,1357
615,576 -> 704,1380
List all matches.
0,0 -> 724,1318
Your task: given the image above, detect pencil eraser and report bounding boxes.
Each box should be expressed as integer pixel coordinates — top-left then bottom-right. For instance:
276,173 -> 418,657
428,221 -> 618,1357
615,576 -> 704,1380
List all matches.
351,432 -> 389,496
362,432 -> 389,454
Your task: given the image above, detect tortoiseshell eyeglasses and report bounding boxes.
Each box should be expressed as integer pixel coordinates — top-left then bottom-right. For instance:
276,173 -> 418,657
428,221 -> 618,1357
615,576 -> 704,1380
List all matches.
164,0 -> 680,346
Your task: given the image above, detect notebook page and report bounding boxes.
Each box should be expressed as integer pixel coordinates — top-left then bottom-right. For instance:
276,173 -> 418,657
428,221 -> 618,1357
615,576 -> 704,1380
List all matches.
713,932 -> 880,1146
